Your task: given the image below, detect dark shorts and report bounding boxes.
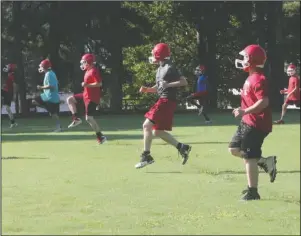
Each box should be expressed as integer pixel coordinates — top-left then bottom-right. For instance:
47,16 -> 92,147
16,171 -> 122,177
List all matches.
33,95 -> 60,115
1,89 -> 13,106
188,92 -> 208,105
145,98 -> 177,131
229,122 -> 269,159
73,93 -> 98,116
285,99 -> 300,107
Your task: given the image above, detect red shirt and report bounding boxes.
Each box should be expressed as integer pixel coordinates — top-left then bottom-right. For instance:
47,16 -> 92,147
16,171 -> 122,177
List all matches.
287,76 -> 300,101
2,72 -> 15,94
241,72 -> 272,133
83,67 -> 102,104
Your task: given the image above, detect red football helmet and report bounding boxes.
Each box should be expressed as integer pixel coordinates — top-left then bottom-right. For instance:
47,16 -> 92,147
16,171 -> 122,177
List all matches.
38,59 -> 52,73
287,64 -> 296,76
80,53 -> 96,71
149,43 -> 171,64
235,45 -> 267,72
3,64 -> 17,73
194,65 -> 206,75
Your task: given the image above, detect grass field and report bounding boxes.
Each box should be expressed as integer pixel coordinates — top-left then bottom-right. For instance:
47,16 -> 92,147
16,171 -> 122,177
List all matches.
1,112 -> 300,235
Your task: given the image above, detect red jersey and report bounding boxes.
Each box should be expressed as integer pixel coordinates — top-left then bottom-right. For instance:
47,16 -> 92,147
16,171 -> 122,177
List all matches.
2,72 -> 15,94
287,76 -> 300,101
241,72 -> 272,133
83,67 -> 102,104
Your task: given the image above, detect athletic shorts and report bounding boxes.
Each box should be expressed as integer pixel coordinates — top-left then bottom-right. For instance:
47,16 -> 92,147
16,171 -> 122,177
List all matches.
73,93 -> 98,116
285,99 -> 300,107
33,95 -> 60,115
229,122 -> 269,159
1,89 -> 13,106
145,98 -> 177,131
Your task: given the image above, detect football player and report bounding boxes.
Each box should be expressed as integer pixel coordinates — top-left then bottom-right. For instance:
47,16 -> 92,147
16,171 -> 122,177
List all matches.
2,63 -> 18,128
66,54 -> 107,144
186,65 -> 211,124
135,43 -> 192,169
32,59 -> 62,132
229,44 -> 277,201
274,63 -> 300,124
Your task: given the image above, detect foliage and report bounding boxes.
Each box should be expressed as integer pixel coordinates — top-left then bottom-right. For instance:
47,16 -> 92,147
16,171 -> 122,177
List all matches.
1,1 -> 300,113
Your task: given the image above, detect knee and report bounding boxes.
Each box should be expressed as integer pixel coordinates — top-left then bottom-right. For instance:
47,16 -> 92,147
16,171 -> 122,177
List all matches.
85,115 -> 93,123
153,130 -> 163,137
228,148 -> 241,157
67,96 -> 75,104
143,120 -> 153,131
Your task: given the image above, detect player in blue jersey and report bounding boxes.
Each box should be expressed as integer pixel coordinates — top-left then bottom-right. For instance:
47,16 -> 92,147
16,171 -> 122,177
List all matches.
186,65 -> 211,124
32,59 -> 62,132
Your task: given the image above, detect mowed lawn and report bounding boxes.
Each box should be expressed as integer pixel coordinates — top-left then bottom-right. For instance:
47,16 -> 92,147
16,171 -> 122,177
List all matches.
1,112 -> 300,235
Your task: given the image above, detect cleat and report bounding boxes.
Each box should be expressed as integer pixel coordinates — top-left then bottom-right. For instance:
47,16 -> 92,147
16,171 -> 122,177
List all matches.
53,127 -> 62,132
68,118 -> 82,128
179,144 -> 192,165
97,135 -> 107,144
241,188 -> 261,201
135,153 -> 155,169
274,120 -> 284,125
205,120 -> 212,125
258,156 -> 277,183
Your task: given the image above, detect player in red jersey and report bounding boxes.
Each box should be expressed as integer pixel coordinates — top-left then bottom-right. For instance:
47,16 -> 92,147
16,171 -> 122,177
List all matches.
66,54 -> 107,144
274,64 -> 300,124
229,45 -> 277,201
135,43 -> 192,169
1,64 -> 18,128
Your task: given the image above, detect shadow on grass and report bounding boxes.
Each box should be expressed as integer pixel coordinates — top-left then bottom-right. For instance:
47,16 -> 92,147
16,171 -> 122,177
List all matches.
217,170 -> 300,174
1,133 -> 143,142
156,141 -> 229,145
2,112 -> 300,135
1,156 -> 49,160
146,170 -> 300,174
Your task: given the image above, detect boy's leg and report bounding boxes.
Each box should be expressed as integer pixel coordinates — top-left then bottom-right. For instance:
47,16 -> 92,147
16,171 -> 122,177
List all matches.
153,130 -> 191,165
228,123 -> 277,200
85,102 -> 106,144
135,118 -> 155,169
67,94 -> 83,128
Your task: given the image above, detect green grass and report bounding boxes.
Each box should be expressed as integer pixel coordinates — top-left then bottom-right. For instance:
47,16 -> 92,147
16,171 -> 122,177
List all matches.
2,112 -> 300,235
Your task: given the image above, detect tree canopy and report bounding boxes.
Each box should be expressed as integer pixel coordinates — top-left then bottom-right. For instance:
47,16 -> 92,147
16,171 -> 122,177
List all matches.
1,1 -> 300,114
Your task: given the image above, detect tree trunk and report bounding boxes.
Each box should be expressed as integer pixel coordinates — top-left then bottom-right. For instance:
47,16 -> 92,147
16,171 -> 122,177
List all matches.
107,2 -> 123,112
267,2 -> 284,110
46,2 -> 61,81
12,2 -> 28,116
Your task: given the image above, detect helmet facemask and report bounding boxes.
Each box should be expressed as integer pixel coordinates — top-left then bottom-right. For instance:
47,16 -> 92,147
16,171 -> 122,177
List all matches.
235,51 -> 250,72
287,68 -> 296,76
80,60 -> 89,71
38,65 -> 45,73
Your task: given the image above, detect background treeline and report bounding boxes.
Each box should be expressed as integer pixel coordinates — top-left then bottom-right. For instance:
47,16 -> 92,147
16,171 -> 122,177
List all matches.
1,1 -> 300,114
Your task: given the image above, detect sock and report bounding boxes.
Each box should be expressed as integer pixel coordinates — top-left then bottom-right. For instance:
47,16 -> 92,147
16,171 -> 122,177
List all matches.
143,150 -> 150,155
176,142 -> 183,150
72,113 -> 78,120
10,119 -> 15,124
203,113 -> 210,121
56,120 -> 61,129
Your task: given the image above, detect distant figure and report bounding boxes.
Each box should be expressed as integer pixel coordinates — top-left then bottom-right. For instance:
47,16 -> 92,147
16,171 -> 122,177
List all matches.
66,53 -> 107,145
32,59 -> 62,132
186,65 -> 211,124
1,63 -> 18,128
274,63 -> 300,124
